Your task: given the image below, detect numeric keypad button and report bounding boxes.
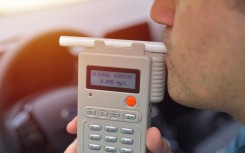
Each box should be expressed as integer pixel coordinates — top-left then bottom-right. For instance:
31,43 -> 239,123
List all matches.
121,128 -> 134,135
120,138 -> 134,145
105,136 -> 117,143
105,126 -> 118,133
89,134 -> 101,141
120,148 -> 133,153
104,146 -> 117,153
89,144 -> 101,151
89,125 -> 102,131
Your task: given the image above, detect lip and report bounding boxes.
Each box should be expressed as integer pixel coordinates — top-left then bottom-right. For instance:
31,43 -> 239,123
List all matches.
162,27 -> 172,71
162,26 -> 172,53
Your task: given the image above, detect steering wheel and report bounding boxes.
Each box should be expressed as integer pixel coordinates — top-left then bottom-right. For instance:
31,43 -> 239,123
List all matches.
0,30 -> 86,153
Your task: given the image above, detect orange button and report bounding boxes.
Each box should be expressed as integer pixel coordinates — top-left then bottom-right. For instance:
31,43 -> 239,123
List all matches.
126,96 -> 137,107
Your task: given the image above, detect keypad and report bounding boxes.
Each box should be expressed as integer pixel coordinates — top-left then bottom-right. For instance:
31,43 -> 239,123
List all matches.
84,106 -> 141,152
88,124 -> 135,152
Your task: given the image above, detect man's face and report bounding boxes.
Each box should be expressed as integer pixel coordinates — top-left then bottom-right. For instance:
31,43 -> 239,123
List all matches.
151,0 -> 245,116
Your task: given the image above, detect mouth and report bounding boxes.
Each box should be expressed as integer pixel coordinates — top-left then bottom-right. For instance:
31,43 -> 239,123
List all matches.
162,26 -> 172,75
163,26 -> 172,53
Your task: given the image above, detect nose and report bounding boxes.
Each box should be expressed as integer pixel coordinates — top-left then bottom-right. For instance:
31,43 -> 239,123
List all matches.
150,0 -> 175,27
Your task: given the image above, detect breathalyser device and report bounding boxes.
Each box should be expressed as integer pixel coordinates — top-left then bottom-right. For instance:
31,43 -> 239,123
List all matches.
60,36 -> 166,153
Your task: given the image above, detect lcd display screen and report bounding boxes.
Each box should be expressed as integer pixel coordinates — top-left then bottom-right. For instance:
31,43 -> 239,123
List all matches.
87,66 -> 140,93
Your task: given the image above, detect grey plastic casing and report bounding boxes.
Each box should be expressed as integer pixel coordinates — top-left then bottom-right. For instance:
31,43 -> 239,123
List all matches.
77,41 -> 165,153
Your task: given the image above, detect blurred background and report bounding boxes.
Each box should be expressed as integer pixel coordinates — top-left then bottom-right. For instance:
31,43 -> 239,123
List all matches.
0,0 -> 241,153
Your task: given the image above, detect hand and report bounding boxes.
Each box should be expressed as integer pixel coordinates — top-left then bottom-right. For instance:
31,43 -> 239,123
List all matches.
146,127 -> 172,153
64,117 -> 172,153
64,116 -> 77,153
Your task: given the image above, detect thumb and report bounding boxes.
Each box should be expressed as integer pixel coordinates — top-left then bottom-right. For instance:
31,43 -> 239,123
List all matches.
146,127 -> 172,153
64,138 -> 77,153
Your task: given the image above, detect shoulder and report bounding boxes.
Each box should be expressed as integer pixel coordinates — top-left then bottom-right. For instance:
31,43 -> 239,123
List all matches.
226,126 -> 245,153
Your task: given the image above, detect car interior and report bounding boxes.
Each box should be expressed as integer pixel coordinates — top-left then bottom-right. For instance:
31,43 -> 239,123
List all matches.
0,0 -> 242,153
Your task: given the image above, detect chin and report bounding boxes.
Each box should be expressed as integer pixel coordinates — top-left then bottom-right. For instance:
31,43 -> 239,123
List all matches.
167,82 -> 201,109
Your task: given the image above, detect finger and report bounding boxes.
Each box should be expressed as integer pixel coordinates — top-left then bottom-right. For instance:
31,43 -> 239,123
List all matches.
146,127 -> 172,153
67,116 -> 78,134
64,139 -> 77,153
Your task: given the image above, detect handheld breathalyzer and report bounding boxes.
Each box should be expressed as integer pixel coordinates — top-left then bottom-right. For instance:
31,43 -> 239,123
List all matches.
59,36 -> 167,153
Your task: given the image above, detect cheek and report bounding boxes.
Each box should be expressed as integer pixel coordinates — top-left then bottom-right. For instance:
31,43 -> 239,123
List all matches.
166,0 -> 245,111
166,3 -> 219,104
170,0 -> 225,81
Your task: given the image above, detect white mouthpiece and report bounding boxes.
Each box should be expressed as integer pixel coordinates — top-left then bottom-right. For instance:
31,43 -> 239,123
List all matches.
59,36 -> 167,53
